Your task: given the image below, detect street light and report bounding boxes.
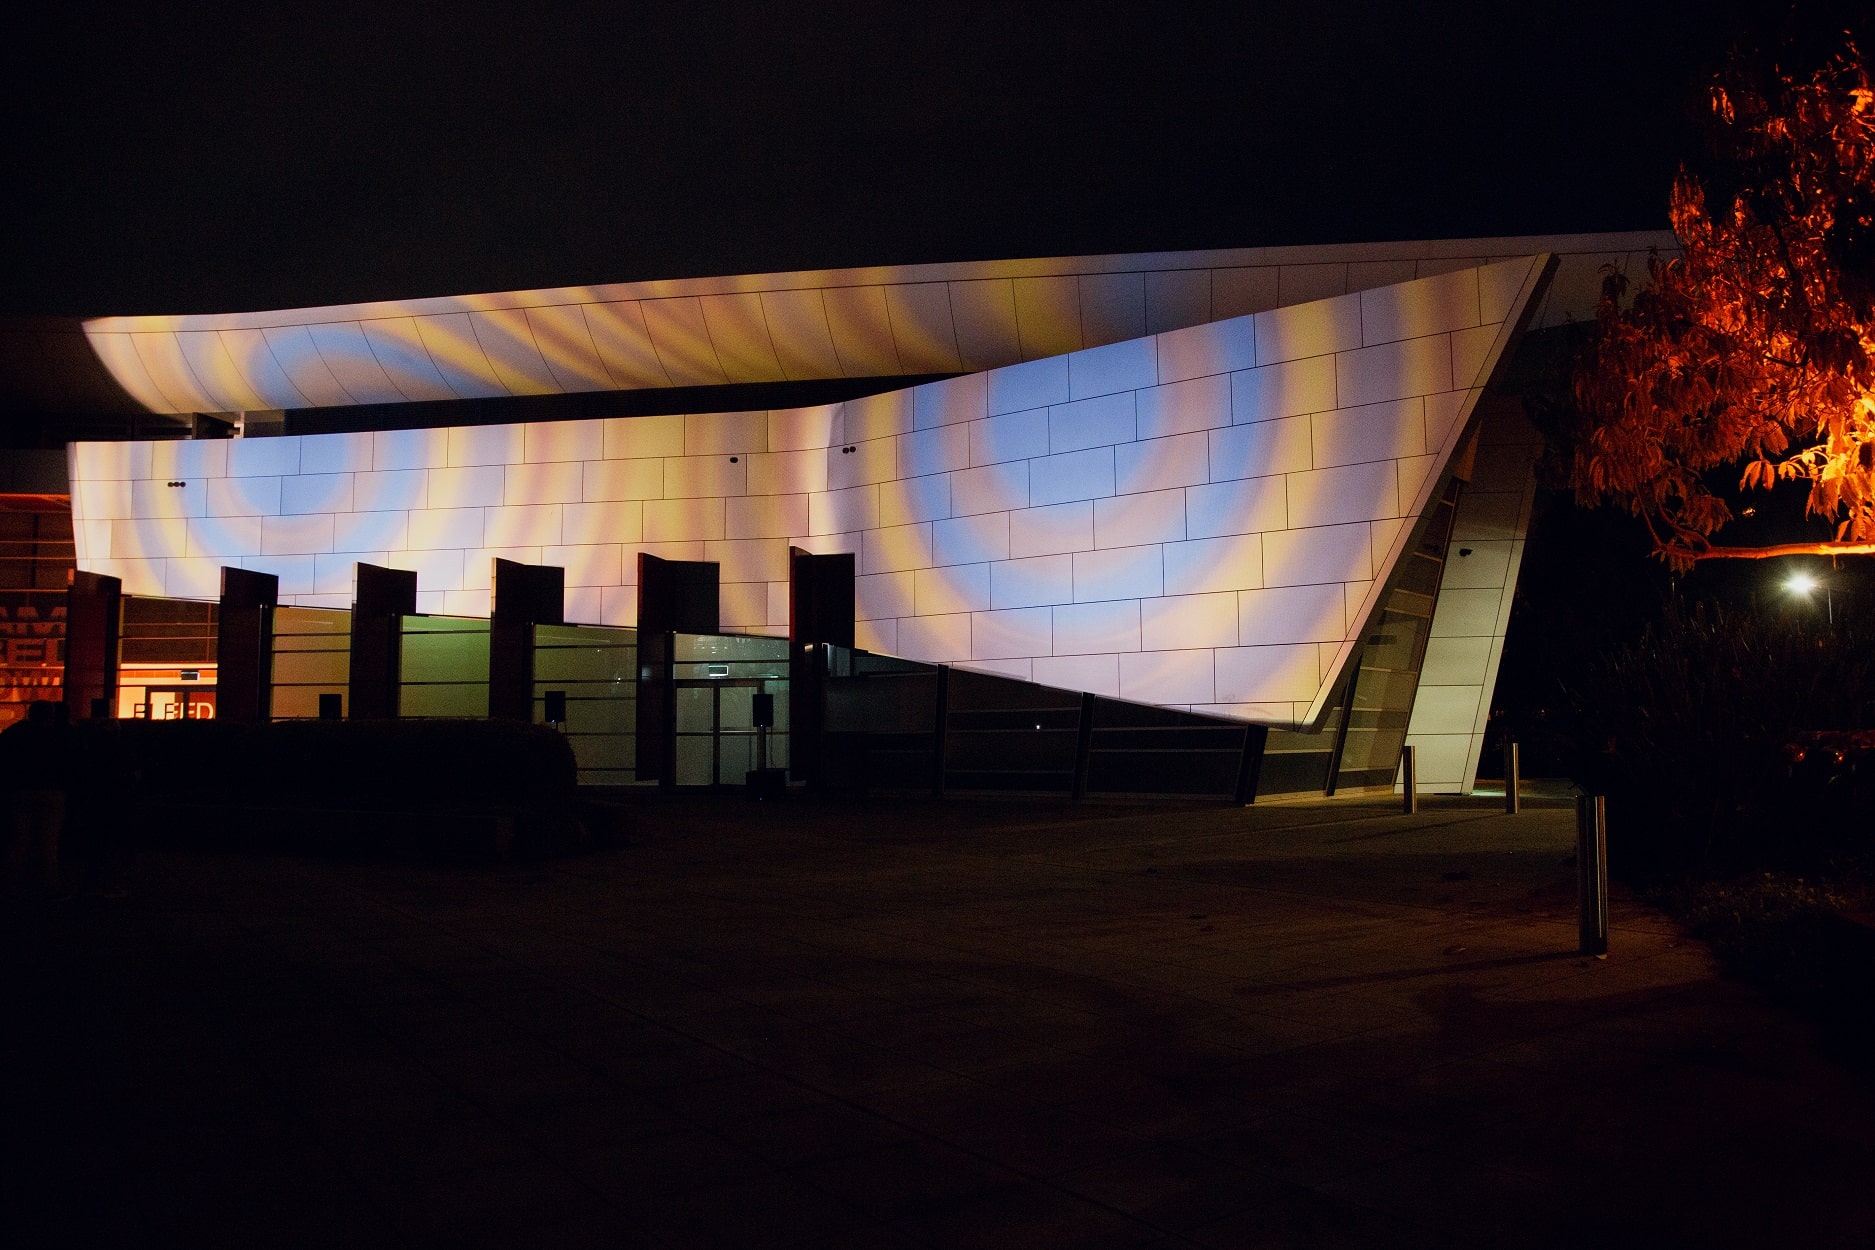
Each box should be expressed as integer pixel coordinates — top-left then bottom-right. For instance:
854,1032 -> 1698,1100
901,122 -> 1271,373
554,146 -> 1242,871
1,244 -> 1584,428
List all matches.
1783,570 -> 1833,624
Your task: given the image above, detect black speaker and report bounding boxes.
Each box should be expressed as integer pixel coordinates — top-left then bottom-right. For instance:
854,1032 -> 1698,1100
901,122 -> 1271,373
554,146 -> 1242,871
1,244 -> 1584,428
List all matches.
752,691 -> 774,729
544,689 -> 568,724
318,693 -> 343,720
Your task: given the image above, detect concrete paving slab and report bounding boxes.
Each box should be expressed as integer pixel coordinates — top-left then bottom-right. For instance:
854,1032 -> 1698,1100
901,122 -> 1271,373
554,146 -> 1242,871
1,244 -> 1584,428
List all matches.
3,790 -> 1872,1247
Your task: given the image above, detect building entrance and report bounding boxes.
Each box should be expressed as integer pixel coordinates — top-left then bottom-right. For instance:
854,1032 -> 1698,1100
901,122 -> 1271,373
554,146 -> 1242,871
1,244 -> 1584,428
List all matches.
673,678 -> 776,787
130,685 -> 216,720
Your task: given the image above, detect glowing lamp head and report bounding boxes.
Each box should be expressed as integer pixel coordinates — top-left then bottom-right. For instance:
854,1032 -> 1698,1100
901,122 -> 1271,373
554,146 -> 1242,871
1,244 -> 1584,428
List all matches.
1785,572 -> 1820,596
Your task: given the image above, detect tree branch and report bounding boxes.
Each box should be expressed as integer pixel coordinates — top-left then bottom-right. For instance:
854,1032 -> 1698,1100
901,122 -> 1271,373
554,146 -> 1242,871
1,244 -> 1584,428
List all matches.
1678,540 -> 1875,561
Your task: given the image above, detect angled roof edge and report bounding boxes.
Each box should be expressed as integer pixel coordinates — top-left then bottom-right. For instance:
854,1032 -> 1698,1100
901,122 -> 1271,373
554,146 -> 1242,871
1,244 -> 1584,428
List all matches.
83,231 -> 1672,334
1294,253 -> 1557,731
78,233 -> 1671,419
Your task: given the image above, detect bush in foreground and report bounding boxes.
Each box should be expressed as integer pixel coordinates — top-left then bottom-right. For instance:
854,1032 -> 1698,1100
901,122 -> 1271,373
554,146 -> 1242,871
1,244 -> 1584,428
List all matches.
1675,871 -> 1875,1064
62,718 -> 583,858
1566,598 -> 1875,882
1567,598 -> 1875,1064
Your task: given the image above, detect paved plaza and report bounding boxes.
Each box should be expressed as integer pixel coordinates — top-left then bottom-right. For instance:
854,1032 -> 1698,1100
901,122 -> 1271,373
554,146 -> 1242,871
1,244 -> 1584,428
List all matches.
5,790 -> 1871,1247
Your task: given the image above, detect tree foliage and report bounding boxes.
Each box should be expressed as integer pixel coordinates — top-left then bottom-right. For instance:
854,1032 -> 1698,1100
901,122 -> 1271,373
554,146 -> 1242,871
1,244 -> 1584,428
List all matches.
1571,39 -> 1875,567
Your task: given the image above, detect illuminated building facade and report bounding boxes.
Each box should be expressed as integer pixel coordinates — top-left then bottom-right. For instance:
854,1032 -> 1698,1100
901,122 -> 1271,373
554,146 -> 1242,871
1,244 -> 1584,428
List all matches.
36,231 -> 1671,795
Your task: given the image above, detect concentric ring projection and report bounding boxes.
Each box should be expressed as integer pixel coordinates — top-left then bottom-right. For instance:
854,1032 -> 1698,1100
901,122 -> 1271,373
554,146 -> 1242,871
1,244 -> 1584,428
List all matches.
71,254 -> 1551,756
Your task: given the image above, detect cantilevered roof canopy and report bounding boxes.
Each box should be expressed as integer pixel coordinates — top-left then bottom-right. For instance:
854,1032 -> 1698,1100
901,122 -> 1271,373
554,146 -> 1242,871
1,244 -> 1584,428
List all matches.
82,232 -> 1668,416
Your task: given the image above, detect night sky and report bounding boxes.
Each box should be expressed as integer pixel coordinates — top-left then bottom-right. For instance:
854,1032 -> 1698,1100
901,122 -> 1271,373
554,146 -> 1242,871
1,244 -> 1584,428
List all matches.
0,1 -> 1846,318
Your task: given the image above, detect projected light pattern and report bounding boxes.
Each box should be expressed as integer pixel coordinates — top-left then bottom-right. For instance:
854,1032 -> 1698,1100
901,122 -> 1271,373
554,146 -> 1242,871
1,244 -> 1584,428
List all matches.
70,259 -> 1545,733
78,235 -> 1660,417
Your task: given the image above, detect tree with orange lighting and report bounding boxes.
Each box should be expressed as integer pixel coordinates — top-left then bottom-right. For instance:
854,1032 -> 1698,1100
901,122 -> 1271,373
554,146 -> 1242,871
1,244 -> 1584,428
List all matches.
1571,39 -> 1875,568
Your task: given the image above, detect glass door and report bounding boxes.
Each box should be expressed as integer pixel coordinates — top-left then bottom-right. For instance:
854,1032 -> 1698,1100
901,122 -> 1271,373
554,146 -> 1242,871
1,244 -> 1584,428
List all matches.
672,678 -> 768,787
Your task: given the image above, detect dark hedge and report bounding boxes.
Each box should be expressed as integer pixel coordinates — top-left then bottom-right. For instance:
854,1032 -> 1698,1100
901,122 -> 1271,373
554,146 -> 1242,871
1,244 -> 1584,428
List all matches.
35,718 -> 585,858
1565,599 -> 1875,880
68,717 -> 576,809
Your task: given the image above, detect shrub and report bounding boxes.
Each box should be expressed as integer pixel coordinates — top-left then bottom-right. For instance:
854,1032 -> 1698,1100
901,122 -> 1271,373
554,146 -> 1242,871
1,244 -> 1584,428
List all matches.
58,718 -> 580,857
71,717 -> 576,808
1677,872 -> 1875,1063
1564,598 -> 1875,880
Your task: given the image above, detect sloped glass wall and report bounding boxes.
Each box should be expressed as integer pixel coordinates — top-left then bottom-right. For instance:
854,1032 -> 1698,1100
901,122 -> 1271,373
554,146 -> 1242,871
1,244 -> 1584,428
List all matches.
533,624 -> 637,786
399,615 -> 490,718
117,595 -> 218,719
271,606 -> 350,719
817,647 -> 1258,800
1330,479 -> 1461,792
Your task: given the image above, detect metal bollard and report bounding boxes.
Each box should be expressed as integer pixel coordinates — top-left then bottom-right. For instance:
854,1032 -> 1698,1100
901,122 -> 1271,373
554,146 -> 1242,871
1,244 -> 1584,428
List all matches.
1576,794 -> 1609,956
1400,744 -> 1418,814
1503,741 -> 1521,815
